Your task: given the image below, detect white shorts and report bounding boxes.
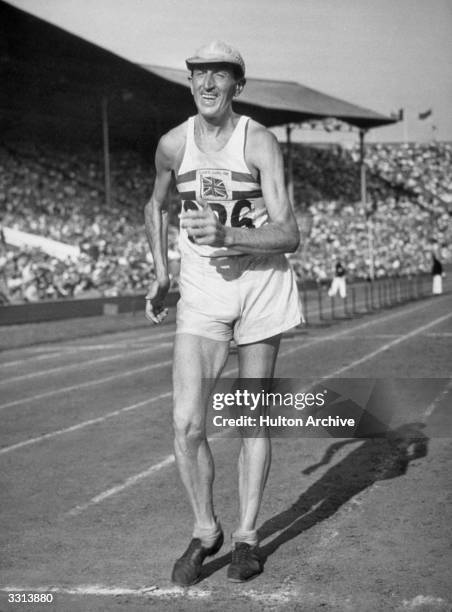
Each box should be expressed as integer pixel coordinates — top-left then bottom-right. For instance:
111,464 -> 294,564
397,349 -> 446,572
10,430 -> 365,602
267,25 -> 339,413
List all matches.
176,250 -> 301,345
328,277 -> 347,298
432,274 -> 443,295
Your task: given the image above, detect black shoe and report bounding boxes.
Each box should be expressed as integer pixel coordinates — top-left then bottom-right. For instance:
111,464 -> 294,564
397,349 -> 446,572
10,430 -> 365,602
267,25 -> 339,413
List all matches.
171,531 -> 224,587
227,542 -> 263,582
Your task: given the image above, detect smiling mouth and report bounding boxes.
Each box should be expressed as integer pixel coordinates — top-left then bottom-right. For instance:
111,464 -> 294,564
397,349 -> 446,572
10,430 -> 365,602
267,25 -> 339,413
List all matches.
201,93 -> 218,103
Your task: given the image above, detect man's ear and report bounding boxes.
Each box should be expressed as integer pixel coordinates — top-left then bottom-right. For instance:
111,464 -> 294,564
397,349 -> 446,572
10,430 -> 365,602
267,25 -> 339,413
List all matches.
188,75 -> 194,96
234,78 -> 246,97
234,81 -> 243,98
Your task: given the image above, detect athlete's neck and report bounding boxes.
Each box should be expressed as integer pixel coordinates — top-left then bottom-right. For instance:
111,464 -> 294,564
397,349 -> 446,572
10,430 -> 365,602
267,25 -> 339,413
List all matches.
195,110 -> 238,137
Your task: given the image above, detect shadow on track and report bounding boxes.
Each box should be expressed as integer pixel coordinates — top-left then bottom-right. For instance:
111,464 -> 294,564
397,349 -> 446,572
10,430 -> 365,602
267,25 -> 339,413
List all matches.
200,422 -> 428,580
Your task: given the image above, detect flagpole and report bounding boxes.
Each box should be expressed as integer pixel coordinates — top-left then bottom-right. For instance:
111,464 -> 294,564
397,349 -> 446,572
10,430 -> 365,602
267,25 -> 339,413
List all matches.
359,129 -> 374,280
432,123 -> 437,142
101,96 -> 112,209
429,114 -> 435,142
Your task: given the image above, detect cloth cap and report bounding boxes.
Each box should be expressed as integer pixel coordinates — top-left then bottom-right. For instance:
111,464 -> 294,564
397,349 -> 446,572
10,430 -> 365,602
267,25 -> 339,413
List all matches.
185,40 -> 245,78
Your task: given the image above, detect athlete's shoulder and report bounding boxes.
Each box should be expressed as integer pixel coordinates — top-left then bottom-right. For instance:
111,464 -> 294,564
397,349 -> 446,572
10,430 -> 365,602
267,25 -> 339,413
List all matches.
245,118 -> 281,164
244,117 -> 271,135
156,121 -> 188,170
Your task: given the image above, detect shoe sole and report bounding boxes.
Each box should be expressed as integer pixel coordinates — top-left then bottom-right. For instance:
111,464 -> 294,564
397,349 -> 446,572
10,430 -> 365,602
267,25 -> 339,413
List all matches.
227,570 -> 263,583
172,576 -> 202,587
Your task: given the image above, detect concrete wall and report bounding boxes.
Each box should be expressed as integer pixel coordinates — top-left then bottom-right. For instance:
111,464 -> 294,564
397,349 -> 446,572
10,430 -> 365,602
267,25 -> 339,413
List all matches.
0,292 -> 180,325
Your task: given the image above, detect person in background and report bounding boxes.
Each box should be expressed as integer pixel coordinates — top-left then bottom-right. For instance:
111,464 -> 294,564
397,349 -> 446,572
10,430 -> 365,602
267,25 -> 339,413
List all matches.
328,261 -> 347,298
431,253 -> 444,295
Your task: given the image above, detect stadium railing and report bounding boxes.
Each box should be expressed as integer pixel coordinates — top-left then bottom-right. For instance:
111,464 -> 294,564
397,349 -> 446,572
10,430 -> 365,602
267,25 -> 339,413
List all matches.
0,273 -> 435,327
299,274 -> 433,326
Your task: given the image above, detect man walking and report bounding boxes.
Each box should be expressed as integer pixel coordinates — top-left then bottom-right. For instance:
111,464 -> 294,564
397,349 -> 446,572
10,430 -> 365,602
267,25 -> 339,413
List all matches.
144,41 -> 301,585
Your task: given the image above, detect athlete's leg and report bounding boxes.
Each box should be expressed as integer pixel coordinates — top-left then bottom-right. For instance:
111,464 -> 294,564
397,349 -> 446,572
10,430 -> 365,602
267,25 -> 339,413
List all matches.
233,334 -> 281,545
172,333 -> 230,537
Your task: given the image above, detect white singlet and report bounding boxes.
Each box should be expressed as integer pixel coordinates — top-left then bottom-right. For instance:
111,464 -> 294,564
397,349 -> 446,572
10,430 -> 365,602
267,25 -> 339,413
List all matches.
176,115 -> 267,258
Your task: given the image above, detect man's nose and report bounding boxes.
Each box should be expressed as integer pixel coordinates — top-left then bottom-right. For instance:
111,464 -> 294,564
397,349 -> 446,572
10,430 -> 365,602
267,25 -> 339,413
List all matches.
203,71 -> 215,89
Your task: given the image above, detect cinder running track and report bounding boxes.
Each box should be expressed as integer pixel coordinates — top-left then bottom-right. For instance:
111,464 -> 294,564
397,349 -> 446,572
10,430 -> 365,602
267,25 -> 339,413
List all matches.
1,288 -> 451,612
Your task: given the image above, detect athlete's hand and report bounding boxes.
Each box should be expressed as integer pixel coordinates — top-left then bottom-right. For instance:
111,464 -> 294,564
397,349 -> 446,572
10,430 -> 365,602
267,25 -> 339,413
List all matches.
181,198 -> 227,246
145,278 -> 170,324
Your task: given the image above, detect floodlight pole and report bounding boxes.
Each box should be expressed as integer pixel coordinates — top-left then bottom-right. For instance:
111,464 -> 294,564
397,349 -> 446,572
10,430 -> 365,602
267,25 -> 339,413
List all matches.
360,128 -> 374,280
359,129 -> 367,208
101,96 -> 112,208
286,124 -> 294,205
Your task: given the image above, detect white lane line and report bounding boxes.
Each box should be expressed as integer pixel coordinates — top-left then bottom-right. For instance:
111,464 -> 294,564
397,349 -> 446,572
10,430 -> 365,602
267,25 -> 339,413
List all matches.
0,361 -> 172,411
0,356 -> 241,455
0,296 -> 441,405
401,595 -> 449,609
285,329 -> 451,342
0,328 -> 175,369
0,352 -> 70,369
0,297 -> 442,431
283,333 -> 402,341
323,311 -> 452,378
423,378 -> 452,419
273,297 -> 446,364
334,333 -> 402,339
1,292 -> 443,369
0,584 -> 299,602
67,429 -> 235,517
1,345 -> 67,354
0,585 -> 212,600
0,296 -> 446,452
0,342 -> 173,386
65,360 -> 246,515
423,332 -> 452,337
63,308 -> 452,517
52,328 -> 176,350
0,393 -> 172,456
67,455 -> 177,516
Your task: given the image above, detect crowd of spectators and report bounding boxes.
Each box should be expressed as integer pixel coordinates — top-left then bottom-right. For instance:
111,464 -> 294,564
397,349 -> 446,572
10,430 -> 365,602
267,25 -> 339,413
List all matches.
0,143 -> 181,303
357,141 -> 452,210
292,196 -> 450,284
0,140 -> 450,303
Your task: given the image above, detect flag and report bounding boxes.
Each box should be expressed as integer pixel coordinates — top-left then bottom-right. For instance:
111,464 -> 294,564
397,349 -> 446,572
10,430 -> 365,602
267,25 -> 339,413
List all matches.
391,108 -> 404,121
201,176 -> 227,199
418,109 -> 432,120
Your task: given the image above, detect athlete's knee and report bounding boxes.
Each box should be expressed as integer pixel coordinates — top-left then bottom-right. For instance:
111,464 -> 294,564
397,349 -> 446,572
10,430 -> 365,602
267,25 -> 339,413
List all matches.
173,411 -> 205,448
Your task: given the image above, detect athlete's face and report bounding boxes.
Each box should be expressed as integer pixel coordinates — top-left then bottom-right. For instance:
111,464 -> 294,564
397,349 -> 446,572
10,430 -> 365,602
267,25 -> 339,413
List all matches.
190,64 -> 243,118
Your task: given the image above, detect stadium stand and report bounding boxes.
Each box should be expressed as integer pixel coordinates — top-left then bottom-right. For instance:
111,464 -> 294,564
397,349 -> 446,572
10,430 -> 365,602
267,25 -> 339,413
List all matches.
360,142 -> 452,210
1,140 -> 451,303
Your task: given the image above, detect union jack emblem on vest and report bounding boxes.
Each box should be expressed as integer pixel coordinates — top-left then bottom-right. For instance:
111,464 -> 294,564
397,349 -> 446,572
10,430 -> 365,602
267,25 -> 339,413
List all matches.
201,176 -> 228,199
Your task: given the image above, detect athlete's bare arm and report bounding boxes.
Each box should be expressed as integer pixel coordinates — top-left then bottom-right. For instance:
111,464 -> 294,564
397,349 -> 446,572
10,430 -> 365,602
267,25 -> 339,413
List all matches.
181,122 -> 300,255
144,125 -> 185,323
